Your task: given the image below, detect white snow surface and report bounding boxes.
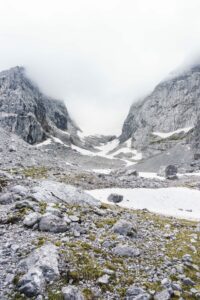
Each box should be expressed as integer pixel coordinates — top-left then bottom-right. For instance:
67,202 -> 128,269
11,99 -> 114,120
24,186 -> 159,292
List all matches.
86,187 -> 200,221
71,144 -> 97,156
90,169 -> 112,174
96,138 -> 142,162
152,127 -> 193,139
71,138 -> 142,166
139,172 -> 165,181
96,139 -> 119,156
35,139 -> 52,147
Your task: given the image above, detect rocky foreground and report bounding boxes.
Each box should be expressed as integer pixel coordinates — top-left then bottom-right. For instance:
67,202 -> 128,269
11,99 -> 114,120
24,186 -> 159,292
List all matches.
1,64 -> 200,299
0,167 -> 200,300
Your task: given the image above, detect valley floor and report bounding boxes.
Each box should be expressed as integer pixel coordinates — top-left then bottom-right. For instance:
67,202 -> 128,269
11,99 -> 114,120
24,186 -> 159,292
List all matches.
0,131 -> 200,299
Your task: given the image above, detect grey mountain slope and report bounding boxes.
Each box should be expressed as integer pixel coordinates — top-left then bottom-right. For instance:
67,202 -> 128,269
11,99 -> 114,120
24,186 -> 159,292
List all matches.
0,66 -> 79,144
133,144 -> 194,172
120,65 -> 200,151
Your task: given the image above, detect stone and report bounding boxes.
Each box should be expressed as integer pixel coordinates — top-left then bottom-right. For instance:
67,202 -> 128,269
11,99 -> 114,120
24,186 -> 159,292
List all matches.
62,285 -> 84,300
154,289 -> 171,300
45,206 -> 62,217
165,165 -> 178,180
10,185 -> 29,196
182,277 -> 195,286
39,214 -> 69,233
171,283 -> 182,291
112,219 -> 137,237
97,274 -> 110,284
194,153 -> 200,160
18,267 -> 45,297
9,145 -> 16,152
15,200 -> 38,210
0,192 -> 14,204
17,243 -> 59,297
113,244 -> 140,257
125,169 -> 139,176
161,278 -> 171,287
107,193 -> 124,203
31,180 -> 100,207
69,215 -> 80,222
125,285 -> 150,299
182,254 -> 193,263
23,212 -> 41,227
19,243 -> 59,281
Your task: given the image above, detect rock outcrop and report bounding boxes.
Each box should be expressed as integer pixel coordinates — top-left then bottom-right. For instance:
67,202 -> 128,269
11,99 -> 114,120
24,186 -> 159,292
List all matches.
0,66 -> 79,144
17,243 -> 59,297
120,65 -> 200,151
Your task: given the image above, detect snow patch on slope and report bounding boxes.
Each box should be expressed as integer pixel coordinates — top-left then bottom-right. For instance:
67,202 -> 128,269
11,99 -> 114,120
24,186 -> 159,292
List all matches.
87,187 -> 200,221
152,127 -> 193,139
139,172 -> 164,181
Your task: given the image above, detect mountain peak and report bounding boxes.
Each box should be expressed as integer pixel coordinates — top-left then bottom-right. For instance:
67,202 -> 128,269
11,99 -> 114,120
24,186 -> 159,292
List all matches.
0,66 -> 79,144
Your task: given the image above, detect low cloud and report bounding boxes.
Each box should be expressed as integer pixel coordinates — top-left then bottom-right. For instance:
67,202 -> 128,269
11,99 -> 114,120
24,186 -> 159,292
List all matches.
0,0 -> 200,134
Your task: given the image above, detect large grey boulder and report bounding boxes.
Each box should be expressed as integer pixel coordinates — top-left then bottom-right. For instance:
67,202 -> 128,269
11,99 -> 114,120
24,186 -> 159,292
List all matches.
113,244 -> 140,257
165,165 -> 178,180
23,212 -> 41,227
0,192 -> 15,204
107,193 -> 124,203
9,185 -> 29,196
17,267 -> 45,297
17,243 -> 59,297
31,180 -> 100,207
154,289 -> 171,300
39,214 -> 69,233
125,285 -> 150,299
112,219 -> 137,237
62,285 -> 84,300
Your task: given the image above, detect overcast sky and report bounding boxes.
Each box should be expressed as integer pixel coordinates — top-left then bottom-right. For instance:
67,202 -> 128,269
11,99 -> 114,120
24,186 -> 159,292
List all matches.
0,0 -> 200,135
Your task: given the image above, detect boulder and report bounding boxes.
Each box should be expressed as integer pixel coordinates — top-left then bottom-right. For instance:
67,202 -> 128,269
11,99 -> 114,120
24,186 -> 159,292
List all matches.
154,289 -> 171,300
125,285 -> 150,299
9,145 -> 16,152
182,277 -> 195,286
0,192 -> 15,204
10,185 -> 29,196
113,244 -> 140,257
97,274 -> 110,284
17,243 -> 59,297
30,180 -> 100,207
125,169 -> 139,176
18,267 -> 45,297
165,165 -> 178,180
107,193 -> 124,203
194,153 -> 200,160
39,214 -> 69,233
62,285 -> 84,300
23,212 -> 41,227
112,219 -> 137,237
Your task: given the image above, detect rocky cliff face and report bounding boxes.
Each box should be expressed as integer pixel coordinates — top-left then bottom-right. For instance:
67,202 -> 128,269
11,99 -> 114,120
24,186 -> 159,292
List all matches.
0,66 -> 79,144
120,65 -> 200,151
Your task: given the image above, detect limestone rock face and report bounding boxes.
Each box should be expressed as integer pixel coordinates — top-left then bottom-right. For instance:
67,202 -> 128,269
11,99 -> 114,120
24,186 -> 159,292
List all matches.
120,65 -> 200,150
0,66 -> 79,144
